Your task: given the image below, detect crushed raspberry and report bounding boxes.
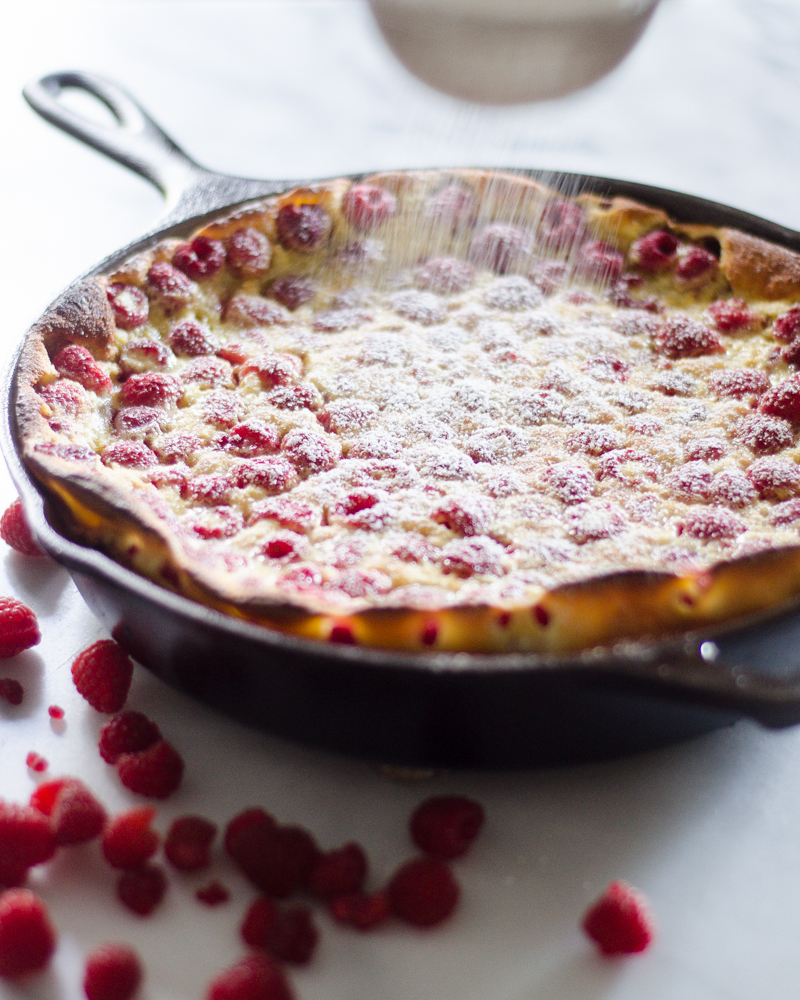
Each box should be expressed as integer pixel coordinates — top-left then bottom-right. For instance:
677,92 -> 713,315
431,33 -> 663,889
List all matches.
196,881 -> 230,906
387,858 -> 460,928
0,801 -> 57,887
707,297 -> 760,332
329,891 -> 390,930
172,235 -> 225,281
53,344 -> 112,393
101,441 -> 157,469
102,807 -> 159,869
48,704 -> 64,720
431,496 -> 492,536
629,229 -> 679,272
544,463 -> 594,504
218,420 -> 281,457
99,710 -> 161,764
342,184 -> 397,230
240,352 -> 301,387
0,598 -> 40,658
50,779 -> 107,845
576,240 -> 624,283
759,374 -> 800,421
409,796 -> 485,860
677,507 -> 746,540
119,372 -> 182,408
414,257 -> 475,294
107,282 -> 149,330
116,863 -> 167,916
169,319 -> 217,356
733,414 -> 794,454
708,368 -> 770,399
83,943 -> 142,1000
0,889 -> 56,978
226,227 -> 272,278
72,640 -> 133,713
0,679 -> 24,706
206,953 -> 295,1000
117,739 -> 184,799
26,752 -> 47,772
470,223 -> 531,273
423,184 -> 476,229
182,356 -> 232,388
747,457 -> 800,499
276,202 -> 330,252
582,881 -> 655,955
164,815 -> 216,871
439,536 -> 505,578
0,499 -> 44,557
655,316 -> 722,358
146,261 -> 194,313
307,842 -> 368,900
773,306 -> 800,342
280,428 -> 340,473
118,338 -> 172,375
223,293 -> 290,328
675,245 -> 719,284
269,275 -> 316,310
565,425 -> 622,456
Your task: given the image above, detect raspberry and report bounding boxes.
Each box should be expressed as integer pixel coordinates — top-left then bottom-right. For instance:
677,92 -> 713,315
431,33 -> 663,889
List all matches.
732,414 -> 794,454
329,891 -> 390,930
240,896 -> 278,948
0,801 -> 57,887
183,472 -> 233,505
576,240 -> 624,284
276,202 -> 330,252
675,246 -> 718,284
207,953 -> 295,1000
183,357 -> 232,388
47,704 -> 64,720
146,261 -> 194,313
119,372 -> 182,408
51,779 -> 107,845
710,470 -> 757,508
83,943 -> 142,1000
655,316 -> 722,358
707,297 -> 760,332
26,752 -> 47,772
98,711 -> 161,764
0,678 -> 24,705
685,436 -> 726,461
677,507 -> 746,540
173,235 -> 225,281
40,380 -> 88,421
116,864 -> 167,916
101,441 -> 157,469
431,497 -> 492,536
72,641 -> 134,713
218,420 -> 281,457
102,807 -> 159,869
118,338 -> 172,375
164,815 -> 216,871
226,813 -> 319,898
666,461 -> 715,501
269,275 -> 315,310
544,463 -> 594,504
106,282 -> 149,330
629,230 -> 679,273
597,449 -> 660,486
262,532 -> 306,561
113,406 -> 165,436
280,428 -> 340,473
224,807 -> 275,855
307,842 -> 368,900
414,257 -> 475,294
29,777 -> 70,816
223,294 -> 290,327
439,536 -> 505,578
747,457 -> 800,499
387,858 -> 460,928
196,882 -> 230,906
773,498 -> 800,526
226,227 -> 272,278
0,499 -> 44,557
583,353 -> 630,383
773,305 -> 800,342
537,198 -> 586,252
423,184 -> 476,229
708,368 -> 770,399
565,425 -> 622,456
469,223 -> 530,273
780,338 -> 800,367
759,374 -> 800,421
0,598 -> 40,658
342,184 -> 397,231
117,740 -> 184,799
409,796 -> 485,860
0,889 -> 56,978
242,899 -> 318,965
53,344 -> 112,393
232,458 -> 296,494
241,353 -> 302,387
151,432 -> 202,464
169,319 -> 217,357
582,880 -> 655,955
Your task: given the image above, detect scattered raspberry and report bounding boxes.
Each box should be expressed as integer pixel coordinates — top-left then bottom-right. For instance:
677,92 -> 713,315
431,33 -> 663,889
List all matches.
196,881 -> 230,906
240,896 -> 278,948
387,858 -> 460,928
759,374 -> 800,421
342,184 -> 397,230
83,943 -> 143,1000
629,230 -> 679,273
117,739 -> 184,799
51,779 -> 107,845
48,705 -> 64,720
146,261 -> 194,314
0,889 -> 56,978
207,953 -> 295,1000
0,801 -> 57,887
119,372 -> 182,408
98,711 -> 161,764
655,316 -> 722,358
102,807 -> 159,869
582,880 -> 655,955
72,640 -> 134,713
53,344 -> 112,393
230,817 -> 319,898
173,235 -> 225,281
226,227 -> 272,278
169,319 -> 217,357
25,752 -> 47,772
307,842 -> 368,900
242,899 -> 318,965
409,796 -> 485,860
0,598 -> 40,658
269,275 -> 315,310
29,777 -> 70,816
164,815 -> 216,871
107,282 -> 149,330
116,864 -> 167,916
276,202 -> 330,252
0,679 -> 24,705
329,891 -> 390,930
0,499 -> 45,557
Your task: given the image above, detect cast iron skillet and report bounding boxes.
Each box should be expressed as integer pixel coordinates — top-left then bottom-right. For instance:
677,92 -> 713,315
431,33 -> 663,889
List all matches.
9,71 -> 800,769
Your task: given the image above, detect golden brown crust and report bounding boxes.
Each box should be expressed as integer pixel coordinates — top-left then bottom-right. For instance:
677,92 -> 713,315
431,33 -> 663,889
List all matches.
720,229 -> 800,301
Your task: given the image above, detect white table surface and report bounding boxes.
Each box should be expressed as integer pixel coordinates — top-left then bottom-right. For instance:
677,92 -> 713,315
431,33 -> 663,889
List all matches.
3,2 -> 800,998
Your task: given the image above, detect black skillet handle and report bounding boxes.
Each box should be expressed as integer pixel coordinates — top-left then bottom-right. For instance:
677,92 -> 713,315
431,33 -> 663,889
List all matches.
23,71 -> 287,224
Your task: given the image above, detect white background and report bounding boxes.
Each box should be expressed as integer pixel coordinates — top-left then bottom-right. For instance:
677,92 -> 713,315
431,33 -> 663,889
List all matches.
3,2 -> 800,998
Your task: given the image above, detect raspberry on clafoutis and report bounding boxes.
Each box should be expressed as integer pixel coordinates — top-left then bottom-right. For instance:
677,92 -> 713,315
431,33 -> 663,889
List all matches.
0,498 -> 45,557
117,739 -> 184,799
226,227 -> 272,278
582,880 -> 655,955
116,863 -> 167,916
759,374 -> 800,421
387,857 -> 460,928
329,891 -> 390,931
629,229 -> 679,273
207,953 -> 295,1000
164,815 -> 217,871
0,889 -> 56,978
276,202 -> 330,253
102,807 -> 159,870
99,710 -> 161,764
409,795 -> 485,861
146,260 -> 194,314
0,597 -> 40,658
773,305 -> 800,342
52,344 -> 112,393
50,779 -> 107,846
341,184 -> 397,231
107,282 -> 149,330
0,801 -> 57,888
307,842 -> 368,900
83,943 -> 143,1000
172,235 -> 226,281
72,640 -> 134,713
